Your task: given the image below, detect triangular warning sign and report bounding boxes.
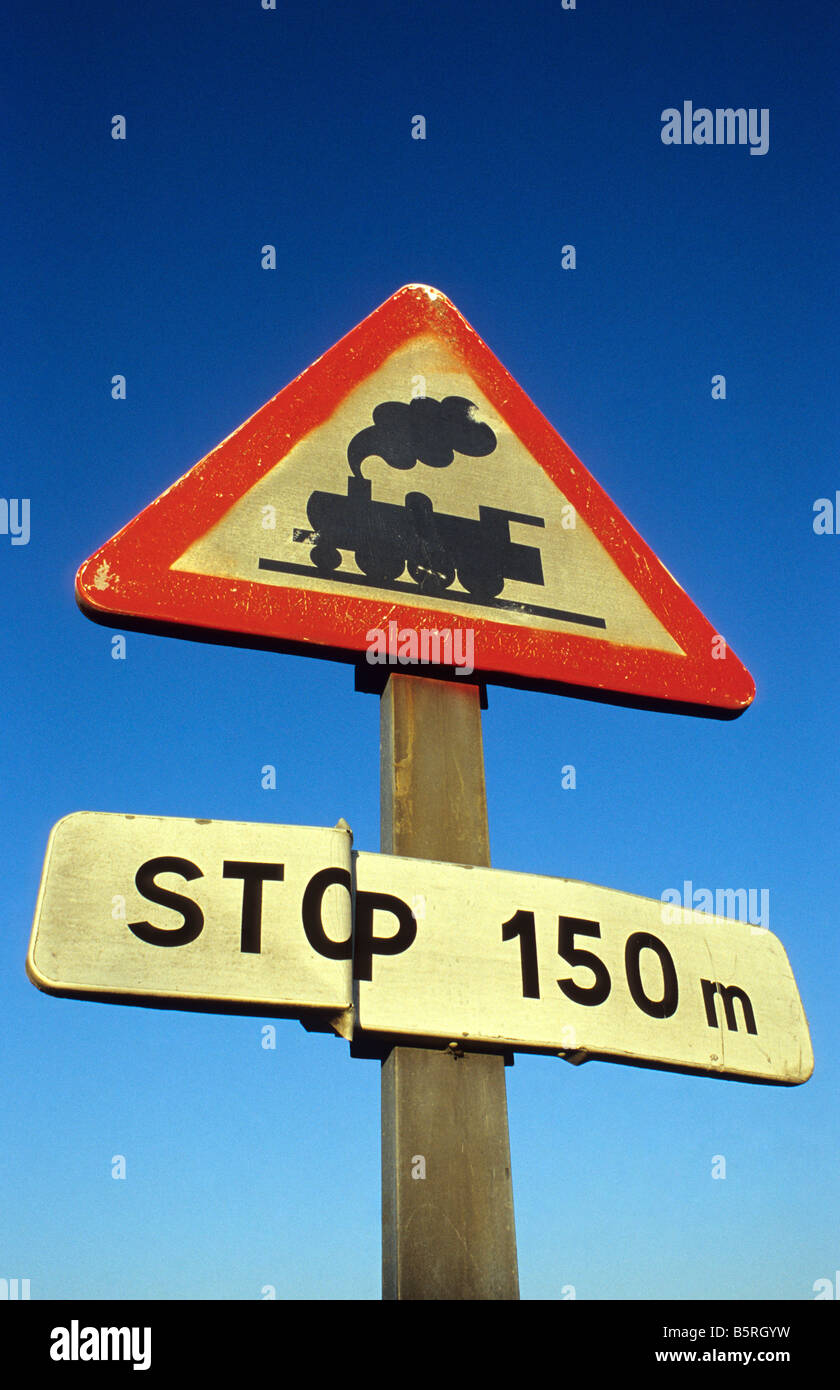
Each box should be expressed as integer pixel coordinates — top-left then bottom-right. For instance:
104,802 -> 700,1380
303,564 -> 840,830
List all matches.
77,284 -> 754,716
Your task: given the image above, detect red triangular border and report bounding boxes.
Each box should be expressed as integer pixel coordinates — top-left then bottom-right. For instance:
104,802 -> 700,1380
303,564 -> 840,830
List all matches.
76,284 -> 755,716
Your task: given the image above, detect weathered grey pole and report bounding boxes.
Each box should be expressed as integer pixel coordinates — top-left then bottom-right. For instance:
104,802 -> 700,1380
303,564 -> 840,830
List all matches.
380,672 -> 520,1300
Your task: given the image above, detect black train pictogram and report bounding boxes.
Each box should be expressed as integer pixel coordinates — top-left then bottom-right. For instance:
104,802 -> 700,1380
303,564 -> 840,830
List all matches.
296,396 -> 546,600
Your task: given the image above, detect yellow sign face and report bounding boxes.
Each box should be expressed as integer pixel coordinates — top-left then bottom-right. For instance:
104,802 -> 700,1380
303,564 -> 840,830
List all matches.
173,339 -> 680,652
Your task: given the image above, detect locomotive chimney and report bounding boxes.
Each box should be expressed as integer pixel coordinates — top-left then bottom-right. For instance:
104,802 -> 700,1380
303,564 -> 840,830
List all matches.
347,474 -> 371,501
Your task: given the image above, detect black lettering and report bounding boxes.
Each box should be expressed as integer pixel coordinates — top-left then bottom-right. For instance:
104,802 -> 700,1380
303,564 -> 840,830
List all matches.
624,931 -> 679,1018
301,866 -> 353,961
557,917 -> 611,1005
502,909 -> 540,998
222,861 -> 285,954
128,856 -> 204,947
701,979 -> 757,1034
354,890 -> 417,982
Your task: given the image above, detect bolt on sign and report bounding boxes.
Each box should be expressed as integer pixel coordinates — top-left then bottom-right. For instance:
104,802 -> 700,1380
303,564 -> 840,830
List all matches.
27,814 -> 812,1086
75,285 -> 753,716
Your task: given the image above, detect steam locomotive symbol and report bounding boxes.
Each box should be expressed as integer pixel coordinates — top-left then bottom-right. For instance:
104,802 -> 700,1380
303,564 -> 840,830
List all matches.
295,474 -> 545,601
260,397 -> 604,629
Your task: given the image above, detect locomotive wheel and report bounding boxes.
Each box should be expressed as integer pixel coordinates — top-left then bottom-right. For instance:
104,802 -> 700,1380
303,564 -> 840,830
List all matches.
354,546 -> 405,585
408,560 -> 456,596
457,567 -> 505,601
310,542 -> 342,573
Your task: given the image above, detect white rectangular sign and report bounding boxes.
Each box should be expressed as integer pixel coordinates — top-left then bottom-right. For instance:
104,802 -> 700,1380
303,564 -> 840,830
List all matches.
27,815 -> 813,1084
27,813 -> 354,1022
352,854 -> 813,1086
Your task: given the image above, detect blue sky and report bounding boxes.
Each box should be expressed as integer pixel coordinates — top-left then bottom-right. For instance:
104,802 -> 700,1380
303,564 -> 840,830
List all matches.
3,0 -> 839,1304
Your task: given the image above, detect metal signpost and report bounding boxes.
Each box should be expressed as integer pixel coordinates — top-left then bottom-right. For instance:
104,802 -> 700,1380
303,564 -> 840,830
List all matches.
29,285 -> 812,1301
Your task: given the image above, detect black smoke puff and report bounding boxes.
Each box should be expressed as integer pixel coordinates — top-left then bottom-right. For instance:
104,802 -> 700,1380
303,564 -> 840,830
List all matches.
347,395 -> 497,476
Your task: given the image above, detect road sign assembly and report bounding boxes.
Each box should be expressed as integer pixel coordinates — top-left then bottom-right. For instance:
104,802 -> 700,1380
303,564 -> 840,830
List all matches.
32,286 -> 808,1299
75,284 -> 754,716
28,812 -> 813,1087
